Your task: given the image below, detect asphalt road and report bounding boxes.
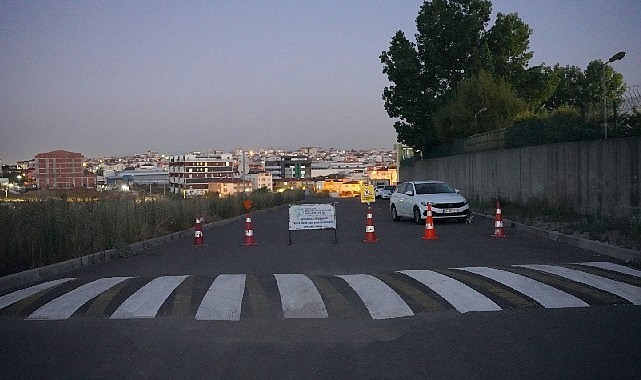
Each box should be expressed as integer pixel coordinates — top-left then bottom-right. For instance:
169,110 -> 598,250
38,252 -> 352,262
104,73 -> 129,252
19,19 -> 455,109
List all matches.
1,197 -> 640,379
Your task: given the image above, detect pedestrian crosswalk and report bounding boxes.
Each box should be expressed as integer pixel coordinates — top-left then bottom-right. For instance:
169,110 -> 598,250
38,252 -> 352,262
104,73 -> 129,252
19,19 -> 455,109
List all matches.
1,262 -> 639,321
195,274 -> 246,321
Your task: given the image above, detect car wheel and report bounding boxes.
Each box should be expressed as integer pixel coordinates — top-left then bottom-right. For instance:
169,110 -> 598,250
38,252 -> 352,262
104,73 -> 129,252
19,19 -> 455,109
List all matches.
391,205 -> 401,222
413,207 -> 423,225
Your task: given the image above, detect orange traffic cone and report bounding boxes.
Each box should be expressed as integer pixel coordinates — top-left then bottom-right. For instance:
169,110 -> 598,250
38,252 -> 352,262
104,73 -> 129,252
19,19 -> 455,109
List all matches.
242,213 -> 257,246
363,205 -> 378,243
491,201 -> 507,238
193,218 -> 205,247
421,203 -> 438,240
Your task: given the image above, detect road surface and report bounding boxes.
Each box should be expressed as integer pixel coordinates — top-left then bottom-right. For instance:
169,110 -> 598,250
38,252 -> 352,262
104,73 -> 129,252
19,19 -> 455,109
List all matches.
1,197 -> 640,379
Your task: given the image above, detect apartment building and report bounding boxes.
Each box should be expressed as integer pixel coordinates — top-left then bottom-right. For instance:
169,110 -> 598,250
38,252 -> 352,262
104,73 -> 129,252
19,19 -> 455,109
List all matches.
168,152 -> 235,196
207,178 -> 253,197
35,150 -> 96,189
245,171 -> 273,192
263,155 -> 312,181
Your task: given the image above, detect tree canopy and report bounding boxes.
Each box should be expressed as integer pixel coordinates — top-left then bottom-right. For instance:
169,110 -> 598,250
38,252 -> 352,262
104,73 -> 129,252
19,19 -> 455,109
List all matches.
381,0 -> 629,153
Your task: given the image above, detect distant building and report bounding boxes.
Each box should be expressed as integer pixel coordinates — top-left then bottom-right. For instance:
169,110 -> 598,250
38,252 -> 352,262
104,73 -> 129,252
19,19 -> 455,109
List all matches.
102,169 -> 169,189
168,152 -> 235,196
320,178 -> 363,197
244,171 -> 273,192
367,166 -> 398,186
264,155 -> 312,181
263,156 -> 283,180
35,150 -> 96,189
311,161 -> 370,179
207,178 -> 253,197
282,155 -> 311,179
273,178 -> 314,192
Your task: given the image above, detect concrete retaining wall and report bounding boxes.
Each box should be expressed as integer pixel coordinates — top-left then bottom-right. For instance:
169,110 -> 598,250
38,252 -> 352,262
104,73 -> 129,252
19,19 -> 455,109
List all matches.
401,136 -> 641,218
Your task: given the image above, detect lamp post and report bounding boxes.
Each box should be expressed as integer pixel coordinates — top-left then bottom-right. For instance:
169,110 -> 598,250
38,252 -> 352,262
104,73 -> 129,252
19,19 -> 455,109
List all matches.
474,107 -> 487,134
603,51 -> 626,140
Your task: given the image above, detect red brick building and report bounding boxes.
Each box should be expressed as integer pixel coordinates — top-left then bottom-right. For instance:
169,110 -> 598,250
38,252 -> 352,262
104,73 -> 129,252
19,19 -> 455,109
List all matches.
35,150 -> 96,189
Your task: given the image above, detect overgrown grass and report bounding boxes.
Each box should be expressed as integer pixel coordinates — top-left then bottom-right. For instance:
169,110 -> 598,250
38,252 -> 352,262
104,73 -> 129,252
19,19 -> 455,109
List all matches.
470,199 -> 641,251
0,189 -> 303,276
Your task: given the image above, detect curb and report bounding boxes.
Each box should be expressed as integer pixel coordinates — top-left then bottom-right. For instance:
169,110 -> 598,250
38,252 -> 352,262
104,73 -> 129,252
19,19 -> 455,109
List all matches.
478,213 -> 641,263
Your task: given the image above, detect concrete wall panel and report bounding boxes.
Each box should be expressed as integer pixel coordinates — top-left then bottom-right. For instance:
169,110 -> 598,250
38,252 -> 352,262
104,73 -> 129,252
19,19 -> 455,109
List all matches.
401,137 -> 641,218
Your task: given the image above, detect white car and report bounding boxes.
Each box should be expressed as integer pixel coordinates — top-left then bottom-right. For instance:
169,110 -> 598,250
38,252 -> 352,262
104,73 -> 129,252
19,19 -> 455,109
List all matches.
390,180 -> 470,224
375,185 -> 396,199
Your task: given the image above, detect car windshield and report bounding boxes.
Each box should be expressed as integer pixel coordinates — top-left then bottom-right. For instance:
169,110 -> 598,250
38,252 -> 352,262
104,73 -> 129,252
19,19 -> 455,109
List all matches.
414,182 -> 454,194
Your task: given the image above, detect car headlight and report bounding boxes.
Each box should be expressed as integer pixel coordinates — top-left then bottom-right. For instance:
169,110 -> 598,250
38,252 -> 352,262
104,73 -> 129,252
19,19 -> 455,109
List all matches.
420,201 -> 428,206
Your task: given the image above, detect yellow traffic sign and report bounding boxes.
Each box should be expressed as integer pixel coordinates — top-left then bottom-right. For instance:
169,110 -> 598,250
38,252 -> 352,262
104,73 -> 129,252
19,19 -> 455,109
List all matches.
361,185 -> 375,203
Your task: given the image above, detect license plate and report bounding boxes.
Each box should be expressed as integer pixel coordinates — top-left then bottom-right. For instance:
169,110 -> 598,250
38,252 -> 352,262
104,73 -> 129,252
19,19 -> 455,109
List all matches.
444,208 -> 456,214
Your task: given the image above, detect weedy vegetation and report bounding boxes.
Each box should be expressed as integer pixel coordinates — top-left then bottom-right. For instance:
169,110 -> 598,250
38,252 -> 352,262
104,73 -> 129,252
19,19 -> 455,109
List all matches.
0,189 -> 303,276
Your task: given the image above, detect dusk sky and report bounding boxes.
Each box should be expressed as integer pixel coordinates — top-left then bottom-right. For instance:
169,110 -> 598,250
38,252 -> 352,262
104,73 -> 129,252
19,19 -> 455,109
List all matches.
1,1 -> 640,164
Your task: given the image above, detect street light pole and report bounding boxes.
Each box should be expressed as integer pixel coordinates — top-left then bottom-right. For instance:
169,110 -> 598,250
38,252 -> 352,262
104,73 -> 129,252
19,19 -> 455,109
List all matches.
603,51 -> 626,140
474,107 -> 487,134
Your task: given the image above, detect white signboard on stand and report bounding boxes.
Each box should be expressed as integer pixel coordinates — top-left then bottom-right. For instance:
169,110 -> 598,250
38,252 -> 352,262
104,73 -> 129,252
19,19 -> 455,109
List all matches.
288,203 -> 337,244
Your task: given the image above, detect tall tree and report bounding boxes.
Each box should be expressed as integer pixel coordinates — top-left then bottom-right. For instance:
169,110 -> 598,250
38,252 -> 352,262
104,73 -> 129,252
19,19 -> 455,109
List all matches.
484,12 -> 533,84
381,0 -> 533,152
415,0 -> 492,97
380,31 -> 434,152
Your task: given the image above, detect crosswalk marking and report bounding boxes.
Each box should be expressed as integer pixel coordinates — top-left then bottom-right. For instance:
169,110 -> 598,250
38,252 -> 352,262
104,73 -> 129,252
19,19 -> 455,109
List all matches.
0,278 -> 75,310
460,267 -> 589,309
4,262 -> 640,321
577,262 -> 641,278
518,265 -> 641,305
274,274 -> 328,319
111,275 -> 188,319
399,269 -> 501,313
195,274 -> 246,321
27,277 -> 131,320
337,274 -> 414,319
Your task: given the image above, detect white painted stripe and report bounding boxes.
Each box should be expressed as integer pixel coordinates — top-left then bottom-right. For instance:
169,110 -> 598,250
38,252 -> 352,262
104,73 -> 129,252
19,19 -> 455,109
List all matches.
460,267 -> 588,308
195,274 -> 246,321
577,262 -> 641,278
275,274 -> 328,319
518,265 -> 641,305
27,277 -> 131,320
0,278 -> 76,310
337,274 -> 413,320
111,275 -> 188,319
400,270 -> 501,313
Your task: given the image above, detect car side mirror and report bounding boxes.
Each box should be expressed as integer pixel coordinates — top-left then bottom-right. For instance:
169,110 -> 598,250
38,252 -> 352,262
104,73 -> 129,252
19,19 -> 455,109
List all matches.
405,191 -> 414,196
455,189 -> 460,194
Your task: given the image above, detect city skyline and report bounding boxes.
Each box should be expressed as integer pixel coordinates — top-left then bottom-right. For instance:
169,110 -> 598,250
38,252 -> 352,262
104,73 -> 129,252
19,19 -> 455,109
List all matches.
2,1 -> 640,164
